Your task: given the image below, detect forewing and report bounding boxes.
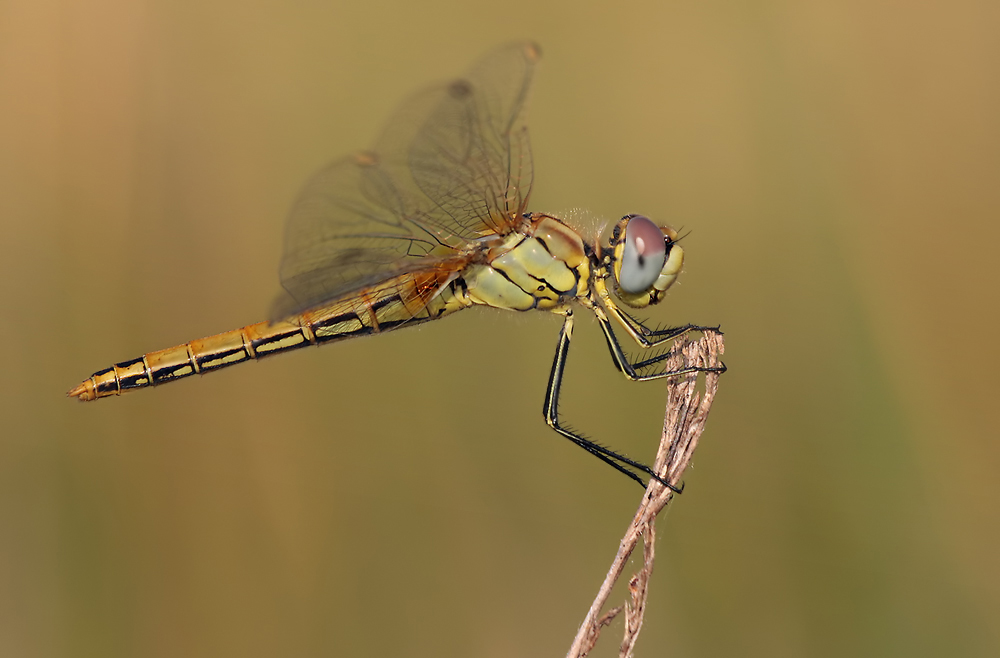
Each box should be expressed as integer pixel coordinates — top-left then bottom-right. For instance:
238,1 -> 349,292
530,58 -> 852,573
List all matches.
274,41 -> 541,319
378,41 -> 540,237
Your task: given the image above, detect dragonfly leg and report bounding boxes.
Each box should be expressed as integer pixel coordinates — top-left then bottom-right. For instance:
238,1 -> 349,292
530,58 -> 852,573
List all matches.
593,277 -> 720,348
543,309 -> 682,492
589,301 -> 727,382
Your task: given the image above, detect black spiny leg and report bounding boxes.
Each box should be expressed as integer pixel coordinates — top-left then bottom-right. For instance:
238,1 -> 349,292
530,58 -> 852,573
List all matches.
591,303 -> 728,382
595,278 -> 721,349
543,310 -> 683,492
617,308 -> 721,348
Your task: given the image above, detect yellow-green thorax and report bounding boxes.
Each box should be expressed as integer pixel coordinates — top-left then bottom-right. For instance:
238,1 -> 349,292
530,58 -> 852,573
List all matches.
464,215 -> 591,312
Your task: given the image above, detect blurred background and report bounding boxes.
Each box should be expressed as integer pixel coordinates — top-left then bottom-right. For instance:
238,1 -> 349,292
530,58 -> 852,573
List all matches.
2,1 -> 998,656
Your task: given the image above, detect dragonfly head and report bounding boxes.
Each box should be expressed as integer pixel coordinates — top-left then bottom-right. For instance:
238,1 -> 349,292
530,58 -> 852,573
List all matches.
608,215 -> 684,308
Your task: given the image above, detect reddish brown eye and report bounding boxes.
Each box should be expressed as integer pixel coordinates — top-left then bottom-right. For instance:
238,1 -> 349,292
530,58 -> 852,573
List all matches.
619,215 -> 667,293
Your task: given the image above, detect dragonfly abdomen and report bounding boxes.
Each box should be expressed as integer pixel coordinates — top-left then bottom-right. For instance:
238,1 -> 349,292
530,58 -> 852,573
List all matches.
68,320 -> 316,401
69,270 -> 472,401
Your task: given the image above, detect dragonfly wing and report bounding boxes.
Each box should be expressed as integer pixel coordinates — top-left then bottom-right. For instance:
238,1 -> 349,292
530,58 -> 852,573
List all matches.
377,41 -> 540,238
273,154 -> 460,319
274,41 -> 541,319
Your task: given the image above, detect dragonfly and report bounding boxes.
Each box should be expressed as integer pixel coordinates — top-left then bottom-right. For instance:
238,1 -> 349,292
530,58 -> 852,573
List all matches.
69,41 -> 723,490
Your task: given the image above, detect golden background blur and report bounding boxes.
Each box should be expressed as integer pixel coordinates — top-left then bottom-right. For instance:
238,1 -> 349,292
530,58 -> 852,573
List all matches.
2,1 -> 998,656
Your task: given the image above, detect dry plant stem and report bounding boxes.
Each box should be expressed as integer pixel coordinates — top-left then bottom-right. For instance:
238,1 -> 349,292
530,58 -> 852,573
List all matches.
566,330 -> 725,658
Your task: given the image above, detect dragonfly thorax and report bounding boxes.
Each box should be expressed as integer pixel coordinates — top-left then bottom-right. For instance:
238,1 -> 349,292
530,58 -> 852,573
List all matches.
463,214 -> 591,312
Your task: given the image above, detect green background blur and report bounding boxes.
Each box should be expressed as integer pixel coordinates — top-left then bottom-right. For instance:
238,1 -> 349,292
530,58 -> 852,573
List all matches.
2,1 -> 998,656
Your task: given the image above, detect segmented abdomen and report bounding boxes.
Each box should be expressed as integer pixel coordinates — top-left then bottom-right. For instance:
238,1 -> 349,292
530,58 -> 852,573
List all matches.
69,269 -> 470,401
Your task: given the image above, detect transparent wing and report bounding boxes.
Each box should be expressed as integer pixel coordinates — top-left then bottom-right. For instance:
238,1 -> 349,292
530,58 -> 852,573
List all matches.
274,41 -> 541,319
386,41 -> 539,237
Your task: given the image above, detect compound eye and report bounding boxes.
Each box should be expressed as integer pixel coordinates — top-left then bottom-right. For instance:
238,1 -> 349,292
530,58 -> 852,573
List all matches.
618,215 -> 667,293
